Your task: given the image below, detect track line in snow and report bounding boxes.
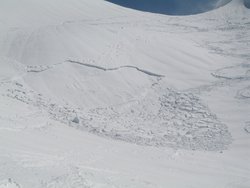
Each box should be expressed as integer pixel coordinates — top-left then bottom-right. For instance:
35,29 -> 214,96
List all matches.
237,86 -> 250,99
211,64 -> 250,80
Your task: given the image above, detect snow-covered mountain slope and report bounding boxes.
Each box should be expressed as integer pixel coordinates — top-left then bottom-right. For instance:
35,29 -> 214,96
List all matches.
0,0 -> 250,187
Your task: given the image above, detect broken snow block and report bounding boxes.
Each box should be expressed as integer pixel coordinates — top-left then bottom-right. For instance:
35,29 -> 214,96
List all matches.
72,116 -> 79,124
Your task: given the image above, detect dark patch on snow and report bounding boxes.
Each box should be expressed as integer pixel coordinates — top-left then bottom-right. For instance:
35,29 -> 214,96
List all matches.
72,116 -> 80,124
245,122 -> 250,134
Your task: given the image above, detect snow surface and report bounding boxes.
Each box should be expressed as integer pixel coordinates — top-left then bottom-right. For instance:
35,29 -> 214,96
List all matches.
0,0 -> 250,187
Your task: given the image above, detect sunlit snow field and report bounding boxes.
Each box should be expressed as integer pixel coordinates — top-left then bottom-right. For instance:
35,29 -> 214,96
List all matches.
0,0 -> 250,187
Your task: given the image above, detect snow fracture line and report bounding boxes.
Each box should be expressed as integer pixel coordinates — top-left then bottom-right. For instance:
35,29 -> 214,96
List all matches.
67,60 -> 165,78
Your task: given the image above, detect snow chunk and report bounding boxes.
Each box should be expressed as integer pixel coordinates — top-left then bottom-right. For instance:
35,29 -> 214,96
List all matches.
0,179 -> 21,188
245,122 -> 250,134
72,116 -> 80,124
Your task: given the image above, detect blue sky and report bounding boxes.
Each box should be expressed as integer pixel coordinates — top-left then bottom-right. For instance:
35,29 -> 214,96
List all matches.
105,0 -> 231,15
245,0 -> 250,8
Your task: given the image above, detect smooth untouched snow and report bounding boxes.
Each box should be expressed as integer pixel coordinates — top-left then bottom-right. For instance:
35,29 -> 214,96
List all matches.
0,0 -> 250,187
